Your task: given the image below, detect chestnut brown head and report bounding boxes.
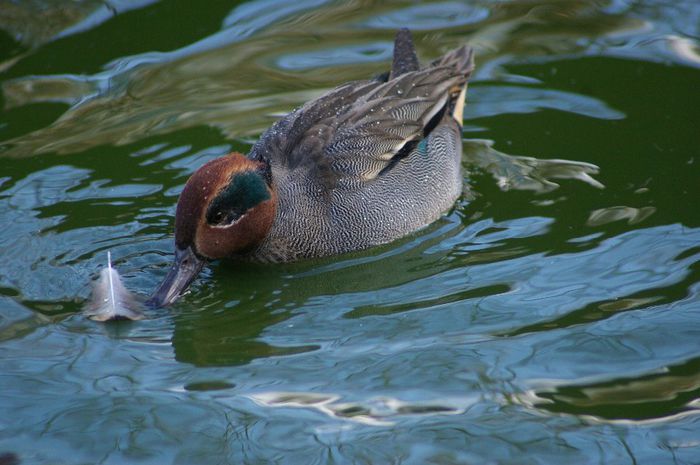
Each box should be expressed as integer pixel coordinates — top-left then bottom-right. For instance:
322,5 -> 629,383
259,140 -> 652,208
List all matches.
148,153 -> 276,307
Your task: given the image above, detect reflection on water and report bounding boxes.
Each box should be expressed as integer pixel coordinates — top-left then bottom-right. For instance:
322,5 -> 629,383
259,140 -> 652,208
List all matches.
0,0 -> 652,158
517,357 -> 700,422
250,391 -> 474,426
464,139 -> 604,193
587,205 -> 656,226
1,0 -> 699,463
0,0 -> 156,50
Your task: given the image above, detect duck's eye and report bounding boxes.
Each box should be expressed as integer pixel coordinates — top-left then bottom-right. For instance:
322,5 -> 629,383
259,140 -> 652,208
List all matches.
207,208 -> 232,226
206,203 -> 239,226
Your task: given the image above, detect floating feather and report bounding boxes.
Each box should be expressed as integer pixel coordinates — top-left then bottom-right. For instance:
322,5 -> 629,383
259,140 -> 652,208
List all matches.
85,251 -> 144,321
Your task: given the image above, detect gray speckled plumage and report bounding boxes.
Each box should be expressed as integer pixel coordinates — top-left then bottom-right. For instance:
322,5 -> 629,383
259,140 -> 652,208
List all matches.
248,30 -> 474,262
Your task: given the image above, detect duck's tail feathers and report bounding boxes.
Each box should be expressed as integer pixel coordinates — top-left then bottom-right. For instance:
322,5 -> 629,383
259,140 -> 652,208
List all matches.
390,28 -> 420,79
433,45 -> 475,125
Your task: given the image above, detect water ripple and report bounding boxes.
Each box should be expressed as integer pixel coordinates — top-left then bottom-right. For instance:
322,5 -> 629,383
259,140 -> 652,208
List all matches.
362,2 -> 490,31
1,1 -> 699,463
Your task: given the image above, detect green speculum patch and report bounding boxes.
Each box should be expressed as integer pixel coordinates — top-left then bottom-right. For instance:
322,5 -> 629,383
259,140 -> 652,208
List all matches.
206,171 -> 270,225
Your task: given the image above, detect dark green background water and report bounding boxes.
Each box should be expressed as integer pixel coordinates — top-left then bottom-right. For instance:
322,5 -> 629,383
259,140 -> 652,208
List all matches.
1,1 -> 699,464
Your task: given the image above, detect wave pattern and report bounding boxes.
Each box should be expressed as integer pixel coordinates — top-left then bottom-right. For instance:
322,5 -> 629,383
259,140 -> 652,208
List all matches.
0,0 -> 699,463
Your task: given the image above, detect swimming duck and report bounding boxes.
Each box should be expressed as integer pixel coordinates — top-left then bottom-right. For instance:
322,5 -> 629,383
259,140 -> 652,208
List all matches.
149,29 -> 474,307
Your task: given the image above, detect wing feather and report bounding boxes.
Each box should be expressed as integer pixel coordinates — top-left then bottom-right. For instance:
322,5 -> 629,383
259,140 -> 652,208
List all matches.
249,32 -> 474,189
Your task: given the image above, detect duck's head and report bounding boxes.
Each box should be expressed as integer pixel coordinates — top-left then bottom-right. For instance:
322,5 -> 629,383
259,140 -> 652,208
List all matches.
148,153 -> 276,307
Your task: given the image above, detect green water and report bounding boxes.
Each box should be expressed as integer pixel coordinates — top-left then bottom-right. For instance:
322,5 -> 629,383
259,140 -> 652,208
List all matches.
1,1 -> 699,463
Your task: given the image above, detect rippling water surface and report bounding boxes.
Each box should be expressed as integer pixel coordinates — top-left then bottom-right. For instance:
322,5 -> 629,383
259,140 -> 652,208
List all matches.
1,1 -> 699,463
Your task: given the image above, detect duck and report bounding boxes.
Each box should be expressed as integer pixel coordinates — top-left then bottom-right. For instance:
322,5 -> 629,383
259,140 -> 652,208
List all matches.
148,28 -> 475,307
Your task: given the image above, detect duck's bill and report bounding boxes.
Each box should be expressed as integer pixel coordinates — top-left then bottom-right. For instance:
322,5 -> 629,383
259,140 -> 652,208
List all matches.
147,246 -> 205,307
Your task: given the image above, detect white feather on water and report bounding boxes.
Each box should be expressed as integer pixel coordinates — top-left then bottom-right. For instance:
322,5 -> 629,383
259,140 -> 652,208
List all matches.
85,251 -> 144,321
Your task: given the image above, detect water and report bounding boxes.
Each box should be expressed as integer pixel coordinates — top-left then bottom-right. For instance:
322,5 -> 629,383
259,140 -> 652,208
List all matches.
1,1 -> 699,463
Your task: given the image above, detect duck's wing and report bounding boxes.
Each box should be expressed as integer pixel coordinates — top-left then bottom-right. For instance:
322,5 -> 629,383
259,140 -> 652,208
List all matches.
249,79 -> 382,185
250,30 -> 474,189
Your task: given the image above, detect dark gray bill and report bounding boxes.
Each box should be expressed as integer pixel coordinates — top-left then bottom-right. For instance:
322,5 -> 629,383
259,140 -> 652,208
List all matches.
147,246 -> 206,307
